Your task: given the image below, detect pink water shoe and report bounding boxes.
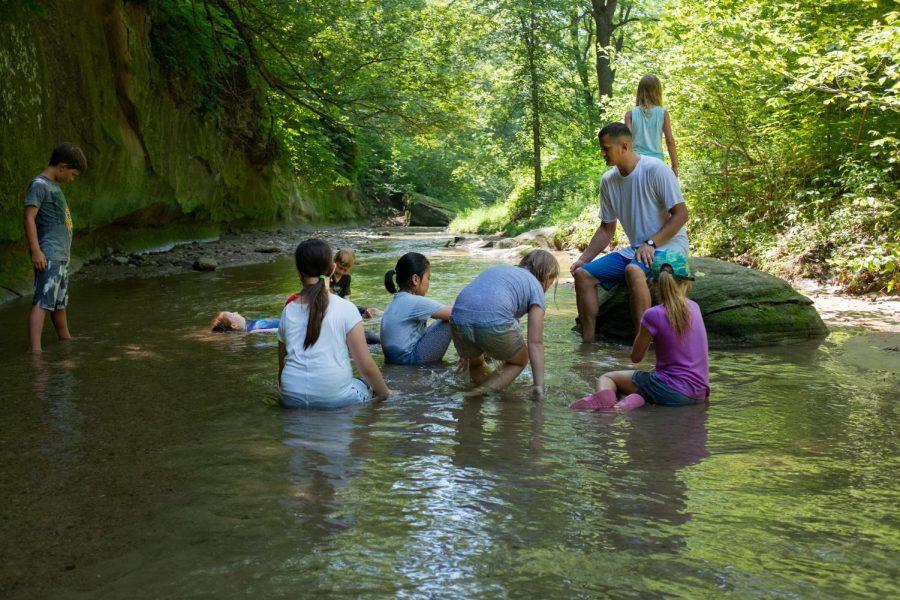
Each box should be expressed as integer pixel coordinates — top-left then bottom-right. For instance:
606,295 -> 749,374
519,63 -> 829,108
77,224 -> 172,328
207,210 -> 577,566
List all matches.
616,393 -> 646,411
569,389 -> 617,411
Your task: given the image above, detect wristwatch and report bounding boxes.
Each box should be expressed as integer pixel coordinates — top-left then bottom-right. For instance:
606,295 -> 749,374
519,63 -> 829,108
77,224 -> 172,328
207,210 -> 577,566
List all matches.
644,239 -> 656,248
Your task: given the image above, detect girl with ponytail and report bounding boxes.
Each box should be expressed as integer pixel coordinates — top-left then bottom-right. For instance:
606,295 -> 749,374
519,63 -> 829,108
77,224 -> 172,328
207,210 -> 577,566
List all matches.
380,252 -> 453,364
278,238 -> 390,409
571,251 -> 709,411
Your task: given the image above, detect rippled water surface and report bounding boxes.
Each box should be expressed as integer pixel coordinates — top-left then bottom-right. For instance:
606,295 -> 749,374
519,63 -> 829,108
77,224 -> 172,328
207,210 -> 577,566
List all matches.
1,229 -> 898,598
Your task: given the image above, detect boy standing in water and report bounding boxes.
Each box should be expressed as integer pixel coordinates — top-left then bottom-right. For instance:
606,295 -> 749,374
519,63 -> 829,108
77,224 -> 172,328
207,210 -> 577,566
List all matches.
23,143 -> 87,353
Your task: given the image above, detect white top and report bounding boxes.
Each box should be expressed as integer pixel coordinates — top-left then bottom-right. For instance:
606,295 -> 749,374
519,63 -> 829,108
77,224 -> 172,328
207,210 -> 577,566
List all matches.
599,155 -> 688,259
278,293 -> 362,401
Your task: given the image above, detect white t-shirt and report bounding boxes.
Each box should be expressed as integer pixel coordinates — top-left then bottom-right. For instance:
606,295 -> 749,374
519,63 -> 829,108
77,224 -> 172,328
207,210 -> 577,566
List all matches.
278,293 -> 362,401
599,155 -> 688,259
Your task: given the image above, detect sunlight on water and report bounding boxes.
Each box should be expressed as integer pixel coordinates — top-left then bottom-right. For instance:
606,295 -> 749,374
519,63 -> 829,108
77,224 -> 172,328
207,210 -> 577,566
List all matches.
0,229 -> 897,598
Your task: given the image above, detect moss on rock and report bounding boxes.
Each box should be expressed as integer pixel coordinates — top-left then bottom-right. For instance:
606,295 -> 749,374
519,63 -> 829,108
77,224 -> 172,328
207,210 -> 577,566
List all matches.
594,257 -> 829,348
0,0 -> 361,295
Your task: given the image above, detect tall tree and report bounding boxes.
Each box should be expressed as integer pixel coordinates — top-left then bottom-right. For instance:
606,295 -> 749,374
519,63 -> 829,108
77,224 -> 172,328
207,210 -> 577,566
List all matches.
590,0 -> 638,100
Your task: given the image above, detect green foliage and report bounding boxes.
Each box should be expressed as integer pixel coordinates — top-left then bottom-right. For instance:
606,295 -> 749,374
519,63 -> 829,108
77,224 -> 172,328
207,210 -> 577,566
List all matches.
144,0 -> 898,292
452,0 -> 898,293
151,0 -> 241,117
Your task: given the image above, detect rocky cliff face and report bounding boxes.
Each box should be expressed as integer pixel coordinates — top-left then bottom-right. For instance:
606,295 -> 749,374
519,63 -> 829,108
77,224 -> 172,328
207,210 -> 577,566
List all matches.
0,0 -> 358,288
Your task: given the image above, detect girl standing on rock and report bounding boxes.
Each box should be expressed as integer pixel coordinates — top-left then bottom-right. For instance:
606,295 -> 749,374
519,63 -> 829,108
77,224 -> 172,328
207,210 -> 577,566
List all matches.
278,238 -> 390,409
380,252 -> 453,365
571,251 -> 709,411
625,74 -> 679,177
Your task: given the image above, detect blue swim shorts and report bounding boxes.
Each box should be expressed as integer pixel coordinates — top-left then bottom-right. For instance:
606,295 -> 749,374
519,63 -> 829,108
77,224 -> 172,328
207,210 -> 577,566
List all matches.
580,250 -> 665,290
632,371 -> 705,407
33,260 -> 70,311
281,378 -> 373,410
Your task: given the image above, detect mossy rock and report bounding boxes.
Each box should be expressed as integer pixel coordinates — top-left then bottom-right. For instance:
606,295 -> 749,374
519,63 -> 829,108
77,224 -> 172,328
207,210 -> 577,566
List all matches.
594,257 -> 829,348
406,193 -> 453,226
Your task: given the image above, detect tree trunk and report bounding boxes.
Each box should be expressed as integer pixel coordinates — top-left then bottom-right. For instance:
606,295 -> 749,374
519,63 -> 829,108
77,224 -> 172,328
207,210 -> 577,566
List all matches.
522,13 -> 542,194
591,0 -> 617,100
569,12 -> 596,129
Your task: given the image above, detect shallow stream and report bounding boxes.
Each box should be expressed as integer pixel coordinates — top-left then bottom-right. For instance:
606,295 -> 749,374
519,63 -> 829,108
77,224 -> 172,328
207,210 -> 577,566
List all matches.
1,229 -> 897,598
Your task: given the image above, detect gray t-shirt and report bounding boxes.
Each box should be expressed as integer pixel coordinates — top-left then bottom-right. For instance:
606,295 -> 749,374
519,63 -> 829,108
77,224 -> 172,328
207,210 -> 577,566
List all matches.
599,156 -> 688,259
451,265 -> 546,327
380,291 -> 443,363
24,175 -> 73,261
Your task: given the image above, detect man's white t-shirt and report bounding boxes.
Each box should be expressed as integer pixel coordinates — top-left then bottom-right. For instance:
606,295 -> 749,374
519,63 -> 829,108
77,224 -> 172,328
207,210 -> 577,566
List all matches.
278,293 -> 362,401
599,155 -> 689,259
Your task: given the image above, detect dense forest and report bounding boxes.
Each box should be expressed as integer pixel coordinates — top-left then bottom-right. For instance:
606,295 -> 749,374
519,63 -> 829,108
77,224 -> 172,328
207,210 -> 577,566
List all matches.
1,0 -> 897,292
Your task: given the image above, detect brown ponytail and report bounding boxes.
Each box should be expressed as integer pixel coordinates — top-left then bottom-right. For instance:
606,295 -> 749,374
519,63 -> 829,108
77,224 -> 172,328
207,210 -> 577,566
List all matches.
294,239 -> 333,349
657,269 -> 691,336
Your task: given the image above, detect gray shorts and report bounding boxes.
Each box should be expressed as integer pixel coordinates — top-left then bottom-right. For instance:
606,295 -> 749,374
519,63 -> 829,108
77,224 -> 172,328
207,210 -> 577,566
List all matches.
33,260 -> 69,311
450,320 -> 525,362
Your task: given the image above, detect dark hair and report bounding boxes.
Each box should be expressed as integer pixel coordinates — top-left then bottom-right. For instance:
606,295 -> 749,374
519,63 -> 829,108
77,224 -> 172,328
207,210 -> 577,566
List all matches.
597,122 -> 632,143
294,238 -> 333,349
49,143 -> 87,172
384,252 -> 430,294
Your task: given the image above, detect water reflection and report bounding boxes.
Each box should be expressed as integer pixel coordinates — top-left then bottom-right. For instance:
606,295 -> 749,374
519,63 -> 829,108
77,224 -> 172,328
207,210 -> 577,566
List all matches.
280,406 -> 381,532
31,351 -> 83,478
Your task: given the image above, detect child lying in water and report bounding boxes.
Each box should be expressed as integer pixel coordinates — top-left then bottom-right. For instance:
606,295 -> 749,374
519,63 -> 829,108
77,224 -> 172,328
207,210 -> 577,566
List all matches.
211,312 -> 279,332
211,310 -> 380,344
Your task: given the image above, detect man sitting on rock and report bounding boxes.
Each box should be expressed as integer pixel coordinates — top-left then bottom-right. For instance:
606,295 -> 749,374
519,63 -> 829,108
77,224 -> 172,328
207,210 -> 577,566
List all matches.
570,122 -> 689,343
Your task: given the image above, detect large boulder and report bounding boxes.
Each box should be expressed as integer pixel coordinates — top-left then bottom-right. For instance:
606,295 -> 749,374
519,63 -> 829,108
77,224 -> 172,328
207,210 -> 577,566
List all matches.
406,194 -> 453,226
594,257 -> 828,347
495,227 -> 558,250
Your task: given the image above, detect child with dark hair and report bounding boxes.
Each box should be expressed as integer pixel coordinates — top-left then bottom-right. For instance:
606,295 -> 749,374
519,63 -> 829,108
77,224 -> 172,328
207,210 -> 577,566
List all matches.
23,143 -> 87,353
278,239 -> 390,409
379,252 -> 453,364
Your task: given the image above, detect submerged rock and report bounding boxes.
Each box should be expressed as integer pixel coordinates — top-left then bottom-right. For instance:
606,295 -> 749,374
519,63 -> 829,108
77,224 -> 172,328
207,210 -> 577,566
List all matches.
593,257 -> 829,347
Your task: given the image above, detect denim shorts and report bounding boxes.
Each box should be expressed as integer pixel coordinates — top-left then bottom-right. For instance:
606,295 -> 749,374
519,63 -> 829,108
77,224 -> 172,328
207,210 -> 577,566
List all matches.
581,250 -> 659,290
281,378 -> 372,410
450,321 -> 524,362
632,371 -> 705,407
33,260 -> 69,311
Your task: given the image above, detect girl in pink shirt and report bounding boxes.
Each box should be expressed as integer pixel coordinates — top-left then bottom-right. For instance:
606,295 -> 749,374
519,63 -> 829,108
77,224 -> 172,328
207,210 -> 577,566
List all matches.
572,251 -> 709,411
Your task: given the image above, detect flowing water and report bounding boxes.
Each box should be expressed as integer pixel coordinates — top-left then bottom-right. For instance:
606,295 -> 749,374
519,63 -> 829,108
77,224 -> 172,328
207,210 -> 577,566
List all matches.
1,229 -> 898,599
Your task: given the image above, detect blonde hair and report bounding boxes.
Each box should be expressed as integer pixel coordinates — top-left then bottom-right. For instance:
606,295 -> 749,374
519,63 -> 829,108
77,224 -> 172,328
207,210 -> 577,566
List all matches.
519,249 -> 559,289
657,269 -> 692,336
210,312 -> 237,332
334,248 -> 356,269
636,74 -> 663,112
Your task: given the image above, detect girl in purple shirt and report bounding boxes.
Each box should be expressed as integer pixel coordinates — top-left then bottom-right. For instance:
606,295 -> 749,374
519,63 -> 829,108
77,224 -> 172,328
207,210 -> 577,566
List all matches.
571,251 -> 709,411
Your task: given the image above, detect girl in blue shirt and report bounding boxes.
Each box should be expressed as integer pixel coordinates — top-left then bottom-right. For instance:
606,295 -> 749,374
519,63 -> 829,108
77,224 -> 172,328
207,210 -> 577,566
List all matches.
625,74 -> 679,177
380,253 -> 452,364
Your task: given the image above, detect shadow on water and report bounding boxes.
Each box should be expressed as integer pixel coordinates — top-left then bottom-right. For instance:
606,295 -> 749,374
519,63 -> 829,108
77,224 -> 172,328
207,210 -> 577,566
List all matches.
0,229 -> 897,598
